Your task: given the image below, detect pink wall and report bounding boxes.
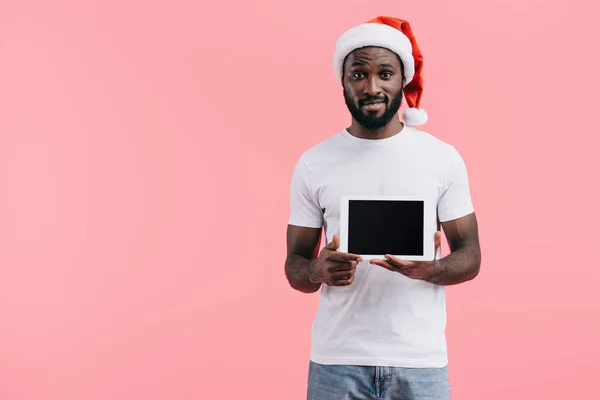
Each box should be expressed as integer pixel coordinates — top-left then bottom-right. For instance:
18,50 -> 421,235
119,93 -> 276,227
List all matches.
1,0 -> 599,399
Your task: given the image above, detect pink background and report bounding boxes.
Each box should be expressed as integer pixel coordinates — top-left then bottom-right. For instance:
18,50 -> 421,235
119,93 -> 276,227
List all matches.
1,0 -> 599,399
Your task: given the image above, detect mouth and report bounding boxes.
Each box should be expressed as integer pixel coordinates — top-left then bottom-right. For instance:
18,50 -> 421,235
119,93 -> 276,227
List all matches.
361,101 -> 385,112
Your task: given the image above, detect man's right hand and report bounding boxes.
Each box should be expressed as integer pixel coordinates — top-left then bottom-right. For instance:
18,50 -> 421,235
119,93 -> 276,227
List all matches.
309,234 -> 363,287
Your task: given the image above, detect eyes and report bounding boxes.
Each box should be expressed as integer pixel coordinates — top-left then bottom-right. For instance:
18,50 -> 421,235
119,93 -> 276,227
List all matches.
351,71 -> 394,80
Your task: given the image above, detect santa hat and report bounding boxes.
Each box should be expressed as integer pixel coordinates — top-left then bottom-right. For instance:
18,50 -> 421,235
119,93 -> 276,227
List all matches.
334,16 -> 427,126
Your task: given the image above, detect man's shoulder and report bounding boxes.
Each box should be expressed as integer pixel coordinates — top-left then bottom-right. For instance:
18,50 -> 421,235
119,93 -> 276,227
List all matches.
406,126 -> 457,154
296,130 -> 345,166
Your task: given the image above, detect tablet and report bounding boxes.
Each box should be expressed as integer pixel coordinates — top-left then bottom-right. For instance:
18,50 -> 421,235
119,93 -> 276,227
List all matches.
338,195 -> 437,261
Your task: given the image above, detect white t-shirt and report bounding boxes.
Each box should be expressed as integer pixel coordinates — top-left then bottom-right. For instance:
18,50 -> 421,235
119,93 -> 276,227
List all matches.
288,126 -> 475,368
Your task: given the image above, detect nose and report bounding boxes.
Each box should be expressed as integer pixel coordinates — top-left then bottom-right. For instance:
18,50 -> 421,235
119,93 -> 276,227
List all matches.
363,76 -> 381,97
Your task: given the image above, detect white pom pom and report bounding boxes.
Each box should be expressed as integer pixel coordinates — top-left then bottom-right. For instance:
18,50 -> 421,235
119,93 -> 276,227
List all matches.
402,108 -> 428,126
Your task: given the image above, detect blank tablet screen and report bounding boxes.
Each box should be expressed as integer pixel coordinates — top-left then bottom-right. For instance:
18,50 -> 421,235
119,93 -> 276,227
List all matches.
347,199 -> 424,256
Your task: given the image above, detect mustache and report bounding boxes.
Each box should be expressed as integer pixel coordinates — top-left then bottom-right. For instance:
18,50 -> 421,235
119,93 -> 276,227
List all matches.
358,96 -> 388,107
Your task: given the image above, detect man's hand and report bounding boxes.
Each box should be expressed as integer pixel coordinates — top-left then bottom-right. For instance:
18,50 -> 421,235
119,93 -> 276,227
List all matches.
370,231 -> 443,281
309,234 -> 363,287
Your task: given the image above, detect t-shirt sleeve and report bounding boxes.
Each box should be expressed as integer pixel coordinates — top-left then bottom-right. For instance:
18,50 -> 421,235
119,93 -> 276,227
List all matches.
288,156 -> 324,228
437,146 -> 475,222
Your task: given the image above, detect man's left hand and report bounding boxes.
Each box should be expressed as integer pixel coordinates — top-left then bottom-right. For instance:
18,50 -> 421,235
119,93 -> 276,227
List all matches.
370,231 -> 443,280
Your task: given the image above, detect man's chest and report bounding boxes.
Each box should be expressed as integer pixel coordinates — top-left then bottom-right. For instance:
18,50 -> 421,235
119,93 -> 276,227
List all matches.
315,155 -> 444,223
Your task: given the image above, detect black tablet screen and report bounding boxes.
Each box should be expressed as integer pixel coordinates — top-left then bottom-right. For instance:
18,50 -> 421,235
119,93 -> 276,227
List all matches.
347,200 -> 424,256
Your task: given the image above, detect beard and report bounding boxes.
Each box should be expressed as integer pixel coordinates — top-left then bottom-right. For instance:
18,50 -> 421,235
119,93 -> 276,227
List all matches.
343,88 -> 403,131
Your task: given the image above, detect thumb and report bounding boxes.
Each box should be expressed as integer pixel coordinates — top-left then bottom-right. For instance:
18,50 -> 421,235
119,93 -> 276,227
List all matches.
325,234 -> 340,250
434,231 -> 442,253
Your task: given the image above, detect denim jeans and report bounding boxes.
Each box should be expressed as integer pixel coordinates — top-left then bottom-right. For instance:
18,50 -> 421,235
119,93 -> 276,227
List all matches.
307,361 -> 451,400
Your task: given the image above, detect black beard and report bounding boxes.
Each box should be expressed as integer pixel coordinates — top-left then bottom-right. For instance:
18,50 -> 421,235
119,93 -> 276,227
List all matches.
343,89 -> 403,131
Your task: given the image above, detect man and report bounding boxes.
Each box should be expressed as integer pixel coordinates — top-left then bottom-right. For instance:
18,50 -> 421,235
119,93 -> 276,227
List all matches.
284,16 -> 481,400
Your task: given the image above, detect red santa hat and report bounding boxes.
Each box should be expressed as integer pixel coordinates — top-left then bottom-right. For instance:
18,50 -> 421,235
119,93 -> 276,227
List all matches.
334,16 -> 427,126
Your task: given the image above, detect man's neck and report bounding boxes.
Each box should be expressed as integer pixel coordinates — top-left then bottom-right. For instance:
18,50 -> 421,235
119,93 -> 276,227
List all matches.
347,119 -> 405,140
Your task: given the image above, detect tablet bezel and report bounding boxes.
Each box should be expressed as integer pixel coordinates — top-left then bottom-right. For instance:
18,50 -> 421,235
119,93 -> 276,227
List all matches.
338,194 -> 437,262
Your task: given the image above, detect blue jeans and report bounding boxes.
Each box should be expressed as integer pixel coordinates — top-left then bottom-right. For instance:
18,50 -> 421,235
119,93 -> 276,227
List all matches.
307,361 -> 451,400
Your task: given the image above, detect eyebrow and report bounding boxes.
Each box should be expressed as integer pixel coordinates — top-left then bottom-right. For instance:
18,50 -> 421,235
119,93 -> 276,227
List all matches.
349,61 -> 396,69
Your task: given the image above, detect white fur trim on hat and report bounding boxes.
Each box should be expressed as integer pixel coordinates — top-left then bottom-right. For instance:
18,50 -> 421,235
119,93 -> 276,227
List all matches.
334,23 -> 414,85
402,107 -> 428,126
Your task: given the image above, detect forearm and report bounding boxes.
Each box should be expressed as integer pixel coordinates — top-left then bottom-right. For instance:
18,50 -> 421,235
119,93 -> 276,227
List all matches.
426,245 -> 481,286
285,254 -> 322,293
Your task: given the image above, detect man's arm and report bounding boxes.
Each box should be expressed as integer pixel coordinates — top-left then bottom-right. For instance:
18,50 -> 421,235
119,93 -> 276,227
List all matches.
284,225 -> 323,293
427,212 -> 481,286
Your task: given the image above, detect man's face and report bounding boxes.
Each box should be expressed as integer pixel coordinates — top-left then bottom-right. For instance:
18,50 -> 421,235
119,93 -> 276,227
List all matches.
342,47 -> 405,131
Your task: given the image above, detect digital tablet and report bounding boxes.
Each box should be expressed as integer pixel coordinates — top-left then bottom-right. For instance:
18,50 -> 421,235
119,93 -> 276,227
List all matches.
338,195 -> 437,261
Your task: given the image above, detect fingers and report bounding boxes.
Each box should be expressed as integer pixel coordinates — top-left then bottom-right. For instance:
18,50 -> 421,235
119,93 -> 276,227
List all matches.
328,260 -> 358,272
323,234 -> 363,263
369,259 -> 397,272
328,270 -> 356,286
319,234 -> 362,287
324,234 -> 340,250
327,252 -> 363,263
324,260 -> 358,287
330,274 -> 355,286
384,254 -> 413,268
329,264 -> 357,278
371,256 -> 418,271
370,257 -> 430,281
